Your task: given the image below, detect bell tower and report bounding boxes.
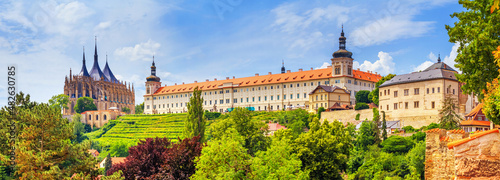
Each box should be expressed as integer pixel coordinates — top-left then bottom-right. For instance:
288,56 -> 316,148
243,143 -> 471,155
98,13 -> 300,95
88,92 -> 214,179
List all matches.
331,26 -> 354,77
145,56 -> 161,95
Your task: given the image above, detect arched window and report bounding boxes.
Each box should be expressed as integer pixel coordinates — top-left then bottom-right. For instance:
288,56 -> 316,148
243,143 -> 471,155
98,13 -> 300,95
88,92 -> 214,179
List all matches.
104,115 -> 107,120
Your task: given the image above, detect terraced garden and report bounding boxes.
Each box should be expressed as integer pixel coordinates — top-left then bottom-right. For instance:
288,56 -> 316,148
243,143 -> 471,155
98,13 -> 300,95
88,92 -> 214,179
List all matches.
88,113 -> 189,147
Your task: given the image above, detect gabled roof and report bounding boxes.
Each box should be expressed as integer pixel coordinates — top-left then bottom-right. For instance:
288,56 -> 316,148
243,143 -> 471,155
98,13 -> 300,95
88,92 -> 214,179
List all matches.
379,69 -> 457,88
309,85 -> 349,95
447,129 -> 499,149
149,67 -> 381,96
465,103 -> 483,120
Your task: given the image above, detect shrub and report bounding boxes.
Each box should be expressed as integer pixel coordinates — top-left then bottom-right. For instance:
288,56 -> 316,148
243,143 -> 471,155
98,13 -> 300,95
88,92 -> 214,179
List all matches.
355,103 -> 369,110
355,113 -> 360,120
402,126 -> 415,133
381,136 -> 415,154
204,111 -> 221,120
410,132 -> 426,142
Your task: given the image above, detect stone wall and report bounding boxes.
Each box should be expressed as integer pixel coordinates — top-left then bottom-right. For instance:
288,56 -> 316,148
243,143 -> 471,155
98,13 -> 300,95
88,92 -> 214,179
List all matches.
320,109 -> 374,125
453,132 -> 500,179
425,129 -> 468,180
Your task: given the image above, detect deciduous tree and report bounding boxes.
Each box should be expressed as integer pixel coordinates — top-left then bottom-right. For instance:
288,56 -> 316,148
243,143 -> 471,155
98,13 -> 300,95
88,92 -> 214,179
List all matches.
74,97 -> 97,114
355,90 -> 371,103
183,86 -> 206,142
151,136 -> 203,180
446,0 -> 500,99
370,74 -> 396,105
48,94 -> 69,112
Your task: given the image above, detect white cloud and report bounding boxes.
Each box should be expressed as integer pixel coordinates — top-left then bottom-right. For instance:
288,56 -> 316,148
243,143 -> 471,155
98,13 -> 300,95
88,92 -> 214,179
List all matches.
353,51 -> 395,75
114,39 -> 161,61
413,61 -> 434,72
443,43 -> 459,69
428,52 -> 437,61
289,31 -> 324,50
351,16 -> 433,47
315,62 -> 330,69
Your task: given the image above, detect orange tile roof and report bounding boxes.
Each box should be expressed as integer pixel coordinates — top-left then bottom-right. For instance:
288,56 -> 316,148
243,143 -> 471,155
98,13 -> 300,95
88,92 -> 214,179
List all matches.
267,122 -> 288,131
447,129 -> 465,134
111,157 -> 126,165
447,129 -> 499,149
87,149 -> 99,156
425,128 -> 443,133
465,103 -> 483,120
460,120 -> 491,127
148,67 -> 382,96
440,136 -> 450,142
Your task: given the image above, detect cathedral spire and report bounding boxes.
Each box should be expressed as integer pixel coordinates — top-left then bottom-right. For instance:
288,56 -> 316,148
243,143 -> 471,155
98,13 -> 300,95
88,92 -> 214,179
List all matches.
281,59 -> 285,74
79,46 -> 90,77
89,36 -> 109,81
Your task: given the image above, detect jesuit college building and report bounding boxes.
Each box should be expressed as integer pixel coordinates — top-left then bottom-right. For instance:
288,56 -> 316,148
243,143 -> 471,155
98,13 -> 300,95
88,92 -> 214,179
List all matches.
143,29 -> 382,114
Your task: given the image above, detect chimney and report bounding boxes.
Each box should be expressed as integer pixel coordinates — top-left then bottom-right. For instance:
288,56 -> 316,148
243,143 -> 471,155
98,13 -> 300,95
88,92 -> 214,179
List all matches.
226,77 -> 229,80
286,70 -> 291,73
310,67 -> 313,70
194,81 -> 198,83
182,82 -> 185,85
255,73 -> 259,76
268,72 -> 272,75
175,83 -> 177,85
357,68 -> 360,70
299,68 -> 303,72
214,78 -> 217,81
233,76 -> 235,79
206,79 -> 209,82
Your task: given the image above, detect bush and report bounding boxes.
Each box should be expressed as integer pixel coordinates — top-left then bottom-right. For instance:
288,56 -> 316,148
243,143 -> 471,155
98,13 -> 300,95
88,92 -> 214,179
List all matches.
410,132 -> 426,142
425,123 -> 440,130
355,113 -> 360,120
204,111 -> 221,120
402,126 -> 415,133
381,136 -> 415,154
355,103 -> 369,110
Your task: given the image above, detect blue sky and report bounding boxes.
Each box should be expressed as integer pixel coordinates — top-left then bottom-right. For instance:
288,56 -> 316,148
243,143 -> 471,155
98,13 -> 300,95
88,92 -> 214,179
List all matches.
0,0 -> 464,106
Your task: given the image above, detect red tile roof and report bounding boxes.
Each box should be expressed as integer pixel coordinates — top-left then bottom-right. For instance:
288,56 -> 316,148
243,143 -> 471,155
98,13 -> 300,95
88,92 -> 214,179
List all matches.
267,122 -> 288,131
460,120 -> 491,127
87,149 -> 99,157
111,157 -> 126,165
447,129 -> 499,149
148,67 -> 381,96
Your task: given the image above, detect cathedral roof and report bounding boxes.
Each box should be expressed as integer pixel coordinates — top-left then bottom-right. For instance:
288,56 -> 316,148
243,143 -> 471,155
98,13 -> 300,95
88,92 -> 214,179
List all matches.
79,47 -> 90,77
147,67 -> 381,96
103,56 -> 119,83
89,38 -> 109,82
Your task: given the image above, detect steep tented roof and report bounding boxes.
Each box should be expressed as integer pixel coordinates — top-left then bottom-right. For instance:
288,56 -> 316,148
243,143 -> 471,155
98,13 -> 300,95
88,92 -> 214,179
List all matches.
379,69 -> 457,88
89,40 -> 109,82
148,67 -> 381,96
424,62 -> 457,72
79,48 -> 90,77
103,59 -> 119,84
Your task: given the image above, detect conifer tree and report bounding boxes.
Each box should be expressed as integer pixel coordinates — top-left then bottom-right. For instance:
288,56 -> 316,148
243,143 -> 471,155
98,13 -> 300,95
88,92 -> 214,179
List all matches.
382,111 -> 388,141
372,108 -> 381,144
105,153 -> 112,175
183,86 -> 206,142
439,91 -> 462,130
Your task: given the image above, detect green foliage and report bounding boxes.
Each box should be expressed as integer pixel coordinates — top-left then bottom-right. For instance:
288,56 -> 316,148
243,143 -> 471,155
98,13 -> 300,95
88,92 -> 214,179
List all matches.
446,0 -> 500,99
355,113 -> 360,120
355,90 -> 371,103
382,111 -> 387,140
191,130 -> 250,180
354,103 -> 369,110
48,94 -> 69,112
356,121 -> 376,150
372,108 -> 381,144
381,136 -> 415,154
317,107 -> 325,119
426,123 -> 440,130
204,110 -> 221,120
183,86 -> 206,142
402,126 -> 416,133
405,141 -> 426,179
410,132 -> 426,143
73,120 -> 88,143
101,170 -> 124,180
135,103 -> 144,114
371,74 -> 396,105
294,120 -> 352,180
439,94 -> 462,130
108,140 -> 133,157
121,107 -> 130,114
210,107 -> 270,156
350,145 -> 404,179
249,137 -> 308,180
104,154 -> 112,175
74,96 -> 97,114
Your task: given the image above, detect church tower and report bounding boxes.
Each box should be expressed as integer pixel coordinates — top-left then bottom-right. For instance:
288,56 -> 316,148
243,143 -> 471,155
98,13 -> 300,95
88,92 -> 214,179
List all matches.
331,26 -> 354,77
145,56 -> 161,95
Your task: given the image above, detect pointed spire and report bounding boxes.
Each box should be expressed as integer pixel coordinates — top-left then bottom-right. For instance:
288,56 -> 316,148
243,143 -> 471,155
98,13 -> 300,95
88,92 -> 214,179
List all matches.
437,53 -> 441,63
89,36 -> 109,81
152,55 -> 155,66
281,59 -> 286,74
79,46 -> 90,77
341,24 -> 344,36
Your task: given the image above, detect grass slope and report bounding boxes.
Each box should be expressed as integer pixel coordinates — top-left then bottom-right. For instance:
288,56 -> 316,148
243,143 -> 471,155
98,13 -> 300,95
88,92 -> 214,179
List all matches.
89,114 -> 187,147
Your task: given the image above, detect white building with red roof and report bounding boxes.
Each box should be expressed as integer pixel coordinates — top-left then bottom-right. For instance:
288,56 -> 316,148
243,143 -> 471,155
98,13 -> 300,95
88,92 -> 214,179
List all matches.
143,28 -> 382,114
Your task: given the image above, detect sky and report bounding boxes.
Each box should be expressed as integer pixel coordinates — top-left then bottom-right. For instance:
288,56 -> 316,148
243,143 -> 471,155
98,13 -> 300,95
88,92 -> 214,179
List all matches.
0,0 -> 465,106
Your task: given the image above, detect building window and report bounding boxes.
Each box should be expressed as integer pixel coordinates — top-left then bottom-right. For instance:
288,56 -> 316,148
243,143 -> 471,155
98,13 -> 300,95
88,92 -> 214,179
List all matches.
284,94 -> 287,100
404,89 -> 409,96
427,88 -> 429,94
271,86 -> 273,89
241,98 -> 243,103
453,89 -> 455,94
431,101 -> 435,109
386,105 -> 389,110
104,115 -> 107,120
277,105 -> 280,110
89,115 -> 91,120
304,83 -> 307,86
290,84 -> 293,88
233,99 -> 237,103
394,91 -> 398,97
277,95 -> 280,100
220,100 -> 224,104
348,66 -> 352,75
311,82 -> 314,86
96,115 -> 99,120
348,80 -> 351,84
414,88 -> 419,95
297,83 -> 300,87
437,87 -> 440,93
304,93 -> 307,98
290,94 -> 293,99
414,101 -> 419,108
258,87 -> 261,91
384,90 -> 386,96
258,97 -> 261,101
271,96 -> 274,101
233,89 -> 237,93
394,103 -> 398,110
405,102 -> 408,109
283,85 -> 286,88
246,98 -> 249,102
264,96 -> 268,101
325,81 -> 329,85
209,100 -> 212,105
252,97 -> 255,102
388,89 -> 390,95
335,66 -> 341,75
338,95 -> 341,100
335,80 -> 340,84
432,88 -> 435,93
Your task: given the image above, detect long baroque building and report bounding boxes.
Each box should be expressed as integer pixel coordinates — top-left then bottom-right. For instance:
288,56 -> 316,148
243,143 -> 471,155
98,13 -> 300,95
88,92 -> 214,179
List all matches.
143,29 -> 382,114
64,38 -> 135,115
